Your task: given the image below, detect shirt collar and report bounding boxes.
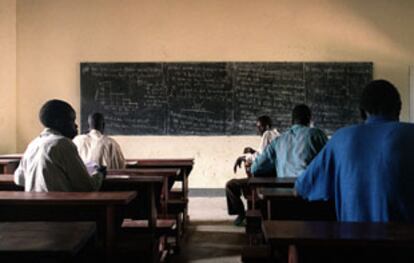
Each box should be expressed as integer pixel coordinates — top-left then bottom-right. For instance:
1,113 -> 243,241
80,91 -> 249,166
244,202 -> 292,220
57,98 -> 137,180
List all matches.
365,115 -> 398,124
40,128 -> 63,137
89,129 -> 103,137
291,124 -> 306,130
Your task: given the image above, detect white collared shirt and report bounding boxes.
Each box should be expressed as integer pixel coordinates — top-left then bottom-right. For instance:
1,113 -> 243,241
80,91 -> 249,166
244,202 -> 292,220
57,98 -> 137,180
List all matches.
14,128 -> 103,192
73,129 -> 125,169
246,128 -> 280,163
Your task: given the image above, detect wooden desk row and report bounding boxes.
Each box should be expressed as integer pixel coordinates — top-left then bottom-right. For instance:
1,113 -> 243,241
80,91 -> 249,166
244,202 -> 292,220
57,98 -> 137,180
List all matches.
248,181 -> 414,263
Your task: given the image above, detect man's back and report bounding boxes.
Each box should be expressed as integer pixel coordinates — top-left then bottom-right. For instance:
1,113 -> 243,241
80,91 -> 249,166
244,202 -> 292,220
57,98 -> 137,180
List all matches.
15,128 -> 102,192
251,124 -> 327,178
73,129 -> 125,169
296,116 -> 414,222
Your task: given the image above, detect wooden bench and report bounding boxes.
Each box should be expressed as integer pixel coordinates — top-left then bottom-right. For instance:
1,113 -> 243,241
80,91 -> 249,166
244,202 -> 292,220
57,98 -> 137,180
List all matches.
0,159 -> 20,174
263,220 -> 414,263
0,191 -> 136,262
0,222 -> 96,263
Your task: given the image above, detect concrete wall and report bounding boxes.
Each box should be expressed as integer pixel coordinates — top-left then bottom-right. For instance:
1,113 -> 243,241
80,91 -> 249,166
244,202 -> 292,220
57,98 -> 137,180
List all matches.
13,0 -> 414,187
0,0 -> 16,154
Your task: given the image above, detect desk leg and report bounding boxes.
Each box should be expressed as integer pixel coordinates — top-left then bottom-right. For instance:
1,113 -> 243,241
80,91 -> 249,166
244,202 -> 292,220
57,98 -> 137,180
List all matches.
251,188 -> 256,210
288,245 -> 299,263
267,200 -> 271,220
162,177 -> 169,217
182,170 -> 189,229
102,205 -> 115,262
148,183 -> 157,229
148,183 -> 159,263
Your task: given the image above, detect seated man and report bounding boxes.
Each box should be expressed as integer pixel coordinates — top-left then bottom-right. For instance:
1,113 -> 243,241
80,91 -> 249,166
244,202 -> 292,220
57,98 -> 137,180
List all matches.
14,100 -> 104,191
251,104 -> 328,179
226,116 -> 280,226
295,80 -> 414,222
73,112 -> 125,169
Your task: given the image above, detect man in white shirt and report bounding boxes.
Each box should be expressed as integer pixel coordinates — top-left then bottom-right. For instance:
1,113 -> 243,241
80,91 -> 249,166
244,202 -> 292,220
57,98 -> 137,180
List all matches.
14,99 -> 104,192
73,112 -> 125,169
226,116 -> 279,226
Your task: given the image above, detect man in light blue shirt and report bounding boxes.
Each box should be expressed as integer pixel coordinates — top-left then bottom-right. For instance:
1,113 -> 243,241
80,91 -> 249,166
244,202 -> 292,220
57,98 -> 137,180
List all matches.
251,104 -> 328,178
295,80 -> 414,222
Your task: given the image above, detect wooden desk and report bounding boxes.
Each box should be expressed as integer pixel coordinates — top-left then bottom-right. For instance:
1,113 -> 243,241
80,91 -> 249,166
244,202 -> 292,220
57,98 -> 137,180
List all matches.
248,177 -> 296,209
257,188 -> 335,220
0,191 -> 136,260
0,174 -> 162,229
0,174 -> 23,190
0,159 -> 20,174
103,175 -> 163,229
126,158 -> 194,227
0,154 -> 23,160
0,222 -> 96,262
263,220 -> 414,263
108,169 -> 180,216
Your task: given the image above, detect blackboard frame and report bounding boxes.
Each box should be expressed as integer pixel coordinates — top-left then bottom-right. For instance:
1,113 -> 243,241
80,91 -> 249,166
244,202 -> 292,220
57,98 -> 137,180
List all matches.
80,62 -> 373,136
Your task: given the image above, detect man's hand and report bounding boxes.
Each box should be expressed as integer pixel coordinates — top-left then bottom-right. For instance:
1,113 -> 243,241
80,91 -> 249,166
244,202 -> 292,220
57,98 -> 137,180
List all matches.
233,156 -> 246,173
96,165 -> 107,178
243,147 -> 256,154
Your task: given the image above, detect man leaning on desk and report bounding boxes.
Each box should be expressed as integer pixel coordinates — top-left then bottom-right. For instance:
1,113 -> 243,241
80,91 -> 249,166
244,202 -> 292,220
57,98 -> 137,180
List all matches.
296,79 -> 414,223
14,99 -> 105,192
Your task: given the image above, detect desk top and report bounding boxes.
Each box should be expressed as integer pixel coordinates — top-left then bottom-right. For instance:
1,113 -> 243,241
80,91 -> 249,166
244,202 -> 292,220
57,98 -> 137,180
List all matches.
105,175 -> 164,183
0,159 -> 20,165
257,187 -> 297,200
108,168 -> 180,176
263,220 -> 414,246
0,222 -> 96,256
0,154 -> 23,160
127,158 -> 194,165
249,177 -> 296,188
0,191 -> 137,205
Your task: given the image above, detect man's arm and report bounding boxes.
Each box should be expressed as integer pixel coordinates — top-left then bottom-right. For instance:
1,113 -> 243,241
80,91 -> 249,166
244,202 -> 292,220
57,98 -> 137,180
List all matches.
250,140 -> 277,177
110,139 -> 126,169
57,139 -> 104,191
295,144 -> 334,201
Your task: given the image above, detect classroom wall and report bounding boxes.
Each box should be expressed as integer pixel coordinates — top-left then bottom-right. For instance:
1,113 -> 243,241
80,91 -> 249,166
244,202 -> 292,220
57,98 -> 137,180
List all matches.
0,0 -> 16,154
15,0 -> 414,187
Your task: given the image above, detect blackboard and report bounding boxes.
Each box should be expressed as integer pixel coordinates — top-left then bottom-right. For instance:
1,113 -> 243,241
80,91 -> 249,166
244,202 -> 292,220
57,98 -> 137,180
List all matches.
80,62 -> 373,135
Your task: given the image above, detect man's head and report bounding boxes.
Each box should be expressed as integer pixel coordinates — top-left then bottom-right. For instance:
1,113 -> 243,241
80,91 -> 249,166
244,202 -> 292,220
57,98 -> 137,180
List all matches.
39,99 -> 78,139
292,104 -> 311,126
88,112 -> 105,133
359,79 -> 401,120
256,115 -> 272,136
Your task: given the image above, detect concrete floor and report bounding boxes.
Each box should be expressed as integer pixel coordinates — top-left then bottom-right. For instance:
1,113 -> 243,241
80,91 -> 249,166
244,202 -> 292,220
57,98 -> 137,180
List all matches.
170,197 -> 247,263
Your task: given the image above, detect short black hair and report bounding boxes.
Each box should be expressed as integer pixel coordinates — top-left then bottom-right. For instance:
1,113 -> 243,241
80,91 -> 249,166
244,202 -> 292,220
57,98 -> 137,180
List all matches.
359,79 -> 401,118
257,115 -> 272,127
39,99 -> 75,129
88,112 -> 105,130
292,104 -> 311,126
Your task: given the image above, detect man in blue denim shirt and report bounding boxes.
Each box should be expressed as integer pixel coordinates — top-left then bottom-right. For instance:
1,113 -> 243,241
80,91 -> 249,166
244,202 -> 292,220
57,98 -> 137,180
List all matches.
251,104 -> 328,179
295,80 -> 414,222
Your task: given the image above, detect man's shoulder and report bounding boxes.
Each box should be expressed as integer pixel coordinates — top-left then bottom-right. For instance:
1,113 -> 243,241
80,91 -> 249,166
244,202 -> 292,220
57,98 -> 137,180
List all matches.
73,134 -> 88,143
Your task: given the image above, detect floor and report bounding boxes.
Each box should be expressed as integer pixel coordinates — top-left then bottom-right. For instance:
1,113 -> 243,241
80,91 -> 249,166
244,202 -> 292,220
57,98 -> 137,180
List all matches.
170,197 -> 248,263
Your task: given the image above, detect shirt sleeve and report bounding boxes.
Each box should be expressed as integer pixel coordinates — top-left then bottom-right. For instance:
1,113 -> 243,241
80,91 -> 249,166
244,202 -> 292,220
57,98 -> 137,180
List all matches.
250,139 -> 277,177
13,160 -> 26,186
295,143 -> 335,201
307,128 -> 329,160
55,139 -> 103,191
109,139 -> 126,169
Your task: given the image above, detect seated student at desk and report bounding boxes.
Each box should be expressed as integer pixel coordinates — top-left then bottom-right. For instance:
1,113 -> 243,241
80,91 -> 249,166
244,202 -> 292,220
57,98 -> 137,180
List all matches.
251,104 -> 327,179
295,80 -> 414,222
73,112 -> 125,169
226,116 -> 280,226
14,100 -> 104,191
